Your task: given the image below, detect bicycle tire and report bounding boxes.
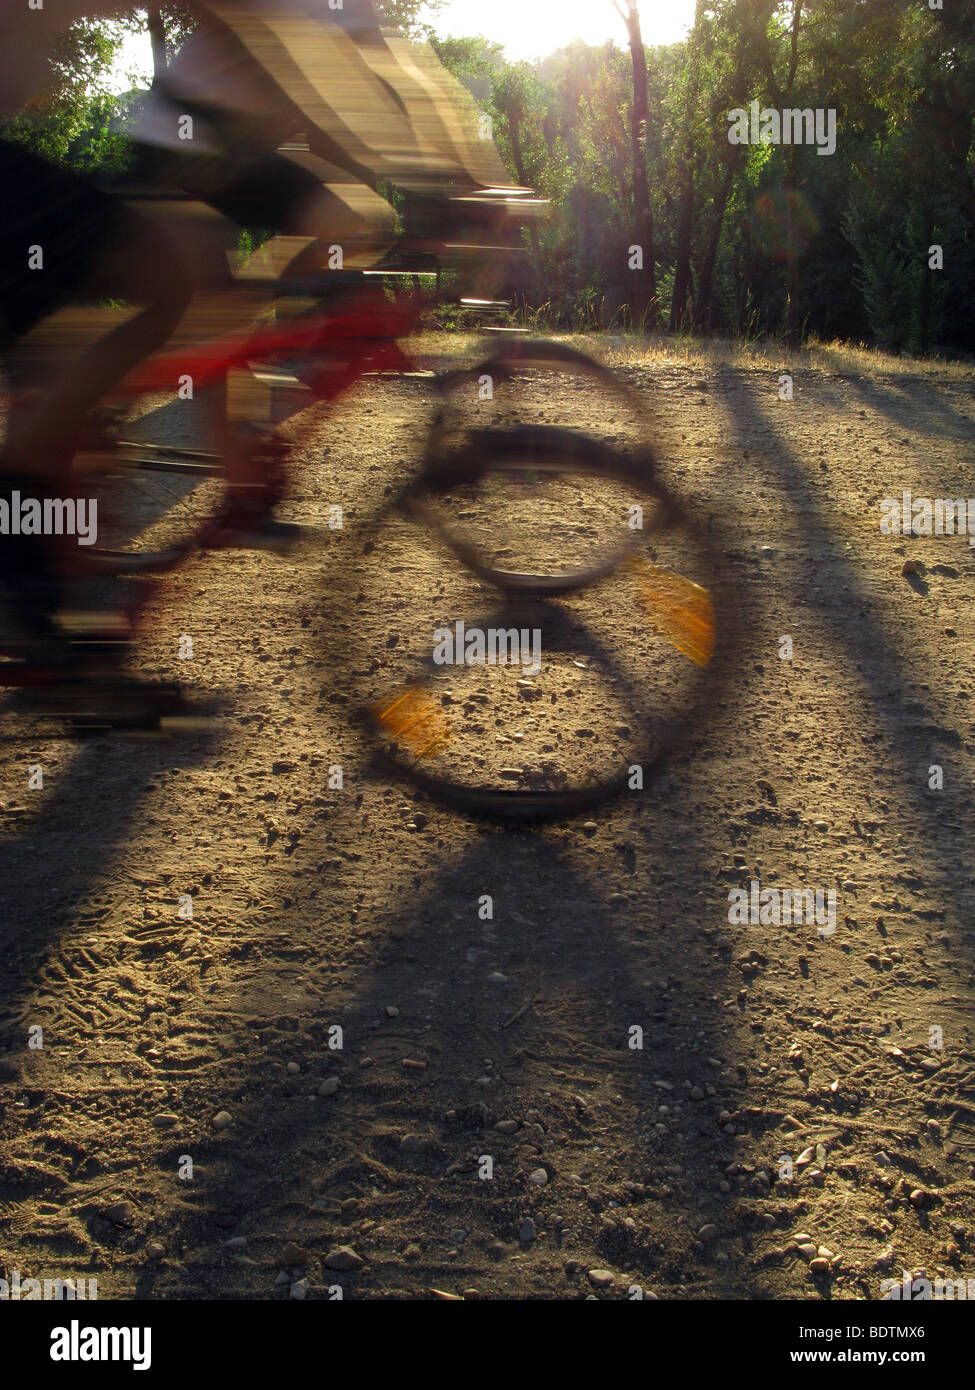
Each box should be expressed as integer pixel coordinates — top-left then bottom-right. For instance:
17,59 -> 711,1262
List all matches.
74,447 -> 228,576
402,425 -> 672,596
362,456 -> 733,823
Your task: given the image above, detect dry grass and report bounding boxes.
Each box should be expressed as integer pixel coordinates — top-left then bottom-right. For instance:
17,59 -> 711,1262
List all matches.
410,329 -> 975,381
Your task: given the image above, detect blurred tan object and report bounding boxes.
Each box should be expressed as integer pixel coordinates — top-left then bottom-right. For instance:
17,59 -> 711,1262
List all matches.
199,1 -> 512,192
271,148 -> 397,258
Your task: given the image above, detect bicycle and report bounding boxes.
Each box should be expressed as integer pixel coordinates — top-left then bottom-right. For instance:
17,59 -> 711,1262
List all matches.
1,258 -> 731,812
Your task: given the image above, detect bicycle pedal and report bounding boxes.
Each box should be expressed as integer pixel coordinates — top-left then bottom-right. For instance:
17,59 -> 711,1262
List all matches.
206,520 -> 305,553
12,678 -> 193,734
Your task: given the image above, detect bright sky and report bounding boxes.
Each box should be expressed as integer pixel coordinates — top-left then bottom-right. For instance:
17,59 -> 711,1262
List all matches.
113,0 -> 696,90
418,0 -> 697,61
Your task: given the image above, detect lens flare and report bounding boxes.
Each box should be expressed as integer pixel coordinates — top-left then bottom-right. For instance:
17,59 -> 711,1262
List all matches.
751,189 -> 819,261
371,687 -> 453,758
627,554 -> 715,666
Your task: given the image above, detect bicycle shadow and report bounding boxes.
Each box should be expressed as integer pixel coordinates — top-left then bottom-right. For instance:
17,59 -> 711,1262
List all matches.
131,810 -> 769,1300
127,445 -> 764,1299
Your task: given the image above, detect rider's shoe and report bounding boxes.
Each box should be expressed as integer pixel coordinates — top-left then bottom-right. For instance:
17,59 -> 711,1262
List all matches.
202,508 -> 304,553
10,673 -> 210,735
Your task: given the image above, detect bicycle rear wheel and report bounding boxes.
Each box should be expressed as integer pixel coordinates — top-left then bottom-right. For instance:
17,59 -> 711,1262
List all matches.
71,389 -> 228,575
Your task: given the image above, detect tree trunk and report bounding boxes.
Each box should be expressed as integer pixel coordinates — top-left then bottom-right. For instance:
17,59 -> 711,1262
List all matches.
738,220 -> 752,336
669,0 -> 705,332
506,110 -> 544,305
147,6 -> 168,84
782,148 -> 800,345
696,154 -> 737,331
669,167 -> 694,331
616,1 -> 658,328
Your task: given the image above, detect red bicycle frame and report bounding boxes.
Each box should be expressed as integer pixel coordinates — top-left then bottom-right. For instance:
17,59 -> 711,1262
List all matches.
122,282 -> 426,405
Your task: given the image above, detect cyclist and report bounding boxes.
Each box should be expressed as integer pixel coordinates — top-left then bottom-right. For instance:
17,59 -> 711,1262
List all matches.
1,0 -> 520,721
0,2 -> 198,705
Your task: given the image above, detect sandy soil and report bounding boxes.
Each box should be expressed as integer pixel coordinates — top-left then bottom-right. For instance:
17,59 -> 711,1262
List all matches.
2,334 -> 974,1301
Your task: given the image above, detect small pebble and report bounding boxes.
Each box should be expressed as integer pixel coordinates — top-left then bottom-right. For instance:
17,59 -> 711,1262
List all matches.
318,1076 -> 340,1096
519,1219 -> 536,1243
324,1246 -> 364,1271
283,1241 -> 312,1265
213,1110 -> 232,1129
528,1168 -> 549,1187
400,1134 -> 434,1153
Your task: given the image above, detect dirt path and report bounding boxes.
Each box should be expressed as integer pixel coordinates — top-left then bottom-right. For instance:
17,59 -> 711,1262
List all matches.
2,339 -> 974,1301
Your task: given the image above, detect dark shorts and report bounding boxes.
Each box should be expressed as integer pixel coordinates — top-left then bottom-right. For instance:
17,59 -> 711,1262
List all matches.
0,139 -> 126,345
129,142 -> 322,234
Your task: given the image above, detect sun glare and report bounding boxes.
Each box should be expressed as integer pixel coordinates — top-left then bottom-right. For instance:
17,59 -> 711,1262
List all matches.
420,0 -> 696,63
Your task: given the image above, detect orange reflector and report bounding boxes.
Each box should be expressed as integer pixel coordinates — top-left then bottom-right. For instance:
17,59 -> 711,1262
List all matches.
627,555 -> 716,666
372,688 -> 453,758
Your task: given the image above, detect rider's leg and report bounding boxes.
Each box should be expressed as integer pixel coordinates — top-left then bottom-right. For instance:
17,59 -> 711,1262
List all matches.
174,149 -> 394,541
3,202 -> 194,478
1,146 -> 193,677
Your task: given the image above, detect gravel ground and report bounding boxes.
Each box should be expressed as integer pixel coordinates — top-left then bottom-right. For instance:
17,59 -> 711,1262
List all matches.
1,333 -> 974,1300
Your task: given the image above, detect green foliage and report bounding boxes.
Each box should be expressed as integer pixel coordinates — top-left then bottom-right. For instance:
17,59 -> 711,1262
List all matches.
5,0 -> 973,352
1,15 -> 134,169
843,191 -> 913,352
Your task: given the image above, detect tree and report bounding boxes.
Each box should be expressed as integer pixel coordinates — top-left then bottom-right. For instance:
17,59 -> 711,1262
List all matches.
612,0 -> 659,328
